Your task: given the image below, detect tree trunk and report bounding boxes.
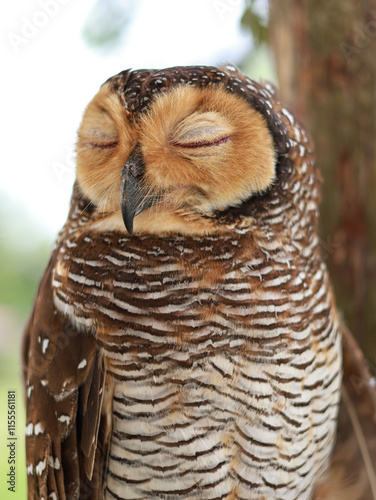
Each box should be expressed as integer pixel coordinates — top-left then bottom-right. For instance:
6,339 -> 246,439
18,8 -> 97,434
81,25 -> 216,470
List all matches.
269,0 -> 376,361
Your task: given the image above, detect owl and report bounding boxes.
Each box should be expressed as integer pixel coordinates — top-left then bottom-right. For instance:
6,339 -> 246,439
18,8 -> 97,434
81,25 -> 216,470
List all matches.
23,65 -> 376,500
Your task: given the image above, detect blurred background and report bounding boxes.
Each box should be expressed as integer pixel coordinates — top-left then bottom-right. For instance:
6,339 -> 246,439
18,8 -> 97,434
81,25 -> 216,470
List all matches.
1,1 -> 375,498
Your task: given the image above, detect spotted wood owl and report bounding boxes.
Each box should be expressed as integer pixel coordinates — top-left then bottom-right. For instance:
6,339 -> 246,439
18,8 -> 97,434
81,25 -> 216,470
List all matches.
23,65 -> 376,500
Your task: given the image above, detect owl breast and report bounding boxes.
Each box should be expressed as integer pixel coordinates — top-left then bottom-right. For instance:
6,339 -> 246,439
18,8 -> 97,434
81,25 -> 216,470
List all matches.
51,222 -> 341,500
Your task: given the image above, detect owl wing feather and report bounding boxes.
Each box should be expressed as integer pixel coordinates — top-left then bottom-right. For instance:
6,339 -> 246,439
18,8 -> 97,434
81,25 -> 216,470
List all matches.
314,323 -> 376,499
23,252 -> 108,499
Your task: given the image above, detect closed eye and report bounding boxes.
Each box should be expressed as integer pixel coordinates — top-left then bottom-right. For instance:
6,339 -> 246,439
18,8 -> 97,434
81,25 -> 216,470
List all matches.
171,135 -> 230,149
171,111 -> 232,152
84,140 -> 119,149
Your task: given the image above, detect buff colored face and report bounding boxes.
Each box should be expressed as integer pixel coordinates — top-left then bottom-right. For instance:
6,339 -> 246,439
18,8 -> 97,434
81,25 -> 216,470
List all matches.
76,83 -> 276,235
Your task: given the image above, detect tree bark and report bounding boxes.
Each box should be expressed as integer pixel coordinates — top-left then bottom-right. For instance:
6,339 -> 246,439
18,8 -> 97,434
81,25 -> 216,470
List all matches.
269,0 -> 376,361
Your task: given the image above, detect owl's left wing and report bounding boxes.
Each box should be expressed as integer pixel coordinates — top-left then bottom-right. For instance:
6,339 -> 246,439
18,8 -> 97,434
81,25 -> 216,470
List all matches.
22,254 -> 109,499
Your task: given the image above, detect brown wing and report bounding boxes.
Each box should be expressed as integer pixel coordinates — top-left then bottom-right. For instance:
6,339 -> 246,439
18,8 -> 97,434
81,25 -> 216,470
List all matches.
314,323 -> 376,500
22,252 -> 110,499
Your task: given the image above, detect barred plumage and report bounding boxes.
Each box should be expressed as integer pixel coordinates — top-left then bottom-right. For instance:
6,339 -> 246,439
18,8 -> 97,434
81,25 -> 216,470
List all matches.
23,65 -> 375,500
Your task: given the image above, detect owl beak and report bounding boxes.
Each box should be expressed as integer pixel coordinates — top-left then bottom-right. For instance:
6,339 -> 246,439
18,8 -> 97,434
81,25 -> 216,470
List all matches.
120,146 -> 157,235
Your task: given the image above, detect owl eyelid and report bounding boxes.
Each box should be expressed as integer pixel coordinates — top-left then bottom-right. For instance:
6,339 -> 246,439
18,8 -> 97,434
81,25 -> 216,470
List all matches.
85,140 -> 119,150
172,135 -> 231,149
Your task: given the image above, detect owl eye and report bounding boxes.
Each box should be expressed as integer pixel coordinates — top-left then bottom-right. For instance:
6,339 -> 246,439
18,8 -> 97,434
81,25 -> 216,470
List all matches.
171,111 -> 232,151
80,105 -> 120,150
172,131 -> 230,149
84,139 -> 119,150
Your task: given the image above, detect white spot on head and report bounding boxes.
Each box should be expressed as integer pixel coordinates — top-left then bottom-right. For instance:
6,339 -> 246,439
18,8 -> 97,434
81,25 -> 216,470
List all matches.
25,423 -> 33,436
281,108 -> 295,125
78,359 -> 87,370
293,126 -> 301,142
40,380 -> 48,387
246,82 -> 257,92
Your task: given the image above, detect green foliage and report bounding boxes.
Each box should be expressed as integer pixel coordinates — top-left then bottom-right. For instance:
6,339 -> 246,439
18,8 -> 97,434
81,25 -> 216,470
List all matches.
238,1 -> 276,83
0,197 -> 52,314
241,0 -> 269,47
0,242 -> 50,314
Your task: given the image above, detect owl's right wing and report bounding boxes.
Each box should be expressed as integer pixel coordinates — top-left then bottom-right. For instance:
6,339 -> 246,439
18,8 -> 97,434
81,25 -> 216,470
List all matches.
314,324 -> 376,500
22,253 -> 111,500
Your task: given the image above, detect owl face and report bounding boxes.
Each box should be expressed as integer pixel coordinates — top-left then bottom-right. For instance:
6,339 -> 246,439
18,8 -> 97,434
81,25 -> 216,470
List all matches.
76,67 -> 277,235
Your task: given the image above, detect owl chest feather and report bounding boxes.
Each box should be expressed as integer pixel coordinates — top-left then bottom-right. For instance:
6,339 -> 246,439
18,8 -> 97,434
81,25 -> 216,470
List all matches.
50,227 -> 341,499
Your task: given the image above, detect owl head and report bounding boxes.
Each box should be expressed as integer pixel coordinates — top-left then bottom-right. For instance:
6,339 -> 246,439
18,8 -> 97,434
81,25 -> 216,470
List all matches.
75,65 -> 317,236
